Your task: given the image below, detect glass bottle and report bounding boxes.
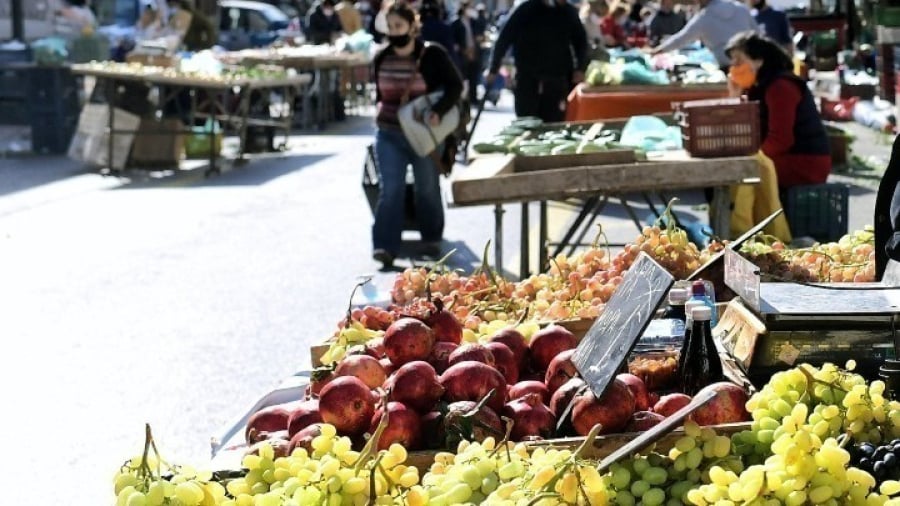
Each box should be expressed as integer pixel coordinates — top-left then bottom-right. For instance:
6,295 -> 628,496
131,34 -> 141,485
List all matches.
679,305 -> 724,396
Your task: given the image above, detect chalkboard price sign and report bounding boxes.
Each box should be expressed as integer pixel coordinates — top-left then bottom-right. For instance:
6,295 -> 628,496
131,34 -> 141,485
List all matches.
572,252 -> 675,399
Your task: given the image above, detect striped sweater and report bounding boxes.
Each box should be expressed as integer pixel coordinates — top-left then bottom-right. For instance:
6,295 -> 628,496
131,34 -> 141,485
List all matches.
375,53 -> 428,128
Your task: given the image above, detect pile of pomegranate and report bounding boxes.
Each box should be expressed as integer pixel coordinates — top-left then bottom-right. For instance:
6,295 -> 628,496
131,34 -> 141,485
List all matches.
246,306 -> 750,454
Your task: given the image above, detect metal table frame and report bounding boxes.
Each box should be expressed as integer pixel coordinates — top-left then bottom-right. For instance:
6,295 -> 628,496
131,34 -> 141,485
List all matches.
71,67 -> 312,176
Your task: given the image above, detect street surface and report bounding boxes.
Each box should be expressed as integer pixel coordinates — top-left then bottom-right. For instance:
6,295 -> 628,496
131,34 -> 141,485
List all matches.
0,93 -> 887,504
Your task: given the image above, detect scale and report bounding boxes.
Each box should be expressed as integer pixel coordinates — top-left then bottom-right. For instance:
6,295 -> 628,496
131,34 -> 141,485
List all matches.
720,251 -> 900,385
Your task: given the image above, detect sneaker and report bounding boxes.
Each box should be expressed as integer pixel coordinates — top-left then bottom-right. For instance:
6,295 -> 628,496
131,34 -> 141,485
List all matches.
421,241 -> 442,258
373,249 -> 395,268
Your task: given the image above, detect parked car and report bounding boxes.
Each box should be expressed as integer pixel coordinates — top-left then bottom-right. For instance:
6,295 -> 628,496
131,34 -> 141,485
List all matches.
218,0 -> 298,50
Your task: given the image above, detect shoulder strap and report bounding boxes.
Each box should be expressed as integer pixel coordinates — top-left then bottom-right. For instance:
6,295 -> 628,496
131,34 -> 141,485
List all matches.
400,43 -> 429,105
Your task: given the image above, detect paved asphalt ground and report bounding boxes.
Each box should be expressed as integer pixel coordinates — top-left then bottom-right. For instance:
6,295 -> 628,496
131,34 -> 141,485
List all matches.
0,93 -> 891,504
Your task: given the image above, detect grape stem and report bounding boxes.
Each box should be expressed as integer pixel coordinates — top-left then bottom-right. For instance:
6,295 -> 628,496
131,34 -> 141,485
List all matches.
366,452 -> 384,506
355,395 -> 391,474
526,424 -> 604,506
592,223 -> 612,262
344,277 -> 373,329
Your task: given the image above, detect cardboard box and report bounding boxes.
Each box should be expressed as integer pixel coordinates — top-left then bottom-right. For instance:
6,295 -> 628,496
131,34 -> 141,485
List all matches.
129,118 -> 184,167
68,104 -> 140,170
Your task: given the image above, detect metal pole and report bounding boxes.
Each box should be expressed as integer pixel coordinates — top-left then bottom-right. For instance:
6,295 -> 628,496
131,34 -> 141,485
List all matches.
11,0 -> 24,41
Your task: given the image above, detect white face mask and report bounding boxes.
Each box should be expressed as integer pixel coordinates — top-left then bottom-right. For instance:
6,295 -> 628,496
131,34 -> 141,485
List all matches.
323,7 -> 335,15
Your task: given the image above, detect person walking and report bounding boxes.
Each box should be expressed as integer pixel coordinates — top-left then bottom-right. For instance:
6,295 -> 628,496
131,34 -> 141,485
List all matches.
420,0 -> 457,65
371,1 -> 463,267
307,0 -> 344,44
748,0 -> 792,53
452,1 -> 483,103
486,0 -> 588,122
651,0 -> 757,71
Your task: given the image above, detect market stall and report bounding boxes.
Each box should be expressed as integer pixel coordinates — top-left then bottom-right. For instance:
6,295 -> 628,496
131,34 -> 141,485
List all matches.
70,62 -> 312,176
566,82 -> 729,121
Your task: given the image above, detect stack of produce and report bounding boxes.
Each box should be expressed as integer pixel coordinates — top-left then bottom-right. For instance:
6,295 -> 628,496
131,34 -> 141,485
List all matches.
472,118 -> 623,156
739,227 -> 876,283
114,362 -> 900,505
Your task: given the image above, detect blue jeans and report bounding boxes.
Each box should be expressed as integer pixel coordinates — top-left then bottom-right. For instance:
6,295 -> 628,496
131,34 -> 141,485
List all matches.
372,128 -> 444,254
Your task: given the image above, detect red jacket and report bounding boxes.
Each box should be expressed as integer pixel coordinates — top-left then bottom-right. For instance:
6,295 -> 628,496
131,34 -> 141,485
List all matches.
601,16 -> 627,47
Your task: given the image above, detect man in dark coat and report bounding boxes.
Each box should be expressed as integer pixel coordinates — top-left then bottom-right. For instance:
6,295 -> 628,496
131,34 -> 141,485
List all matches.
307,0 -> 343,44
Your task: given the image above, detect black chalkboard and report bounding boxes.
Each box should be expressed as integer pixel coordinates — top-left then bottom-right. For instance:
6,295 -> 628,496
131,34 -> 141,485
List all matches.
573,253 -> 675,399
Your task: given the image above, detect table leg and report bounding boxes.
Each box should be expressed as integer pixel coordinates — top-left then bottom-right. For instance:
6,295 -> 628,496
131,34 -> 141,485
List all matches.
520,202 -> 529,279
106,79 -> 116,175
710,186 -> 731,239
568,195 -> 610,256
539,201 -> 548,273
618,195 -> 645,231
494,204 -> 504,275
552,196 -> 598,258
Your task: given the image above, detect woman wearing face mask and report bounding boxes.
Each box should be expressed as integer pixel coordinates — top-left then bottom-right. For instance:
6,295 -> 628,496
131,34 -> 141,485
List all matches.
600,2 -> 629,48
371,1 -> 464,268
725,31 -> 830,189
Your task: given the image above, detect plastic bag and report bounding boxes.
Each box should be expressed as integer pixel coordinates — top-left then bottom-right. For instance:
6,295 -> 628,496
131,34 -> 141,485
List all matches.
32,37 -> 68,66
620,61 -> 669,85
619,115 -> 682,151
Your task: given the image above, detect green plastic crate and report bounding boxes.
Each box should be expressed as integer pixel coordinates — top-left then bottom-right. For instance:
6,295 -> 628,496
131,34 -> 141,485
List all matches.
876,7 -> 900,27
783,183 -> 849,243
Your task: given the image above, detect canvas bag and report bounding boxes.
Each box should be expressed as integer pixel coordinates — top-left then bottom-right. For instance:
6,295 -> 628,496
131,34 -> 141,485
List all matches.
396,46 -> 461,161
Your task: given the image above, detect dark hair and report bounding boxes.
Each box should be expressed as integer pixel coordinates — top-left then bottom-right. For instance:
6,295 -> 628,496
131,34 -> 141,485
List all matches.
725,31 -> 793,85
67,0 -> 88,6
420,0 -> 441,18
386,0 -> 418,26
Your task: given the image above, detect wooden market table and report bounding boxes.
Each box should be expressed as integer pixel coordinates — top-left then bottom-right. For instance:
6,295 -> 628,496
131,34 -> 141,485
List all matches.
71,64 -> 312,176
450,151 -> 760,278
565,82 -> 728,121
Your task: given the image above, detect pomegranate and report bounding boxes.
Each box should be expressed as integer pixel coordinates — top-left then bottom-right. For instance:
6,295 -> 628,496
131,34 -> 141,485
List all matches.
440,362 -> 507,413
287,399 -> 323,438
448,343 -> 495,368
309,368 -> 335,397
544,349 -> 578,394
247,432 -> 292,458
442,401 -> 504,447
571,379 -> 635,436
335,355 -> 387,390
383,318 -> 435,366
245,401 -> 300,441
529,324 -> 577,372
503,393 -> 556,441
386,361 -> 444,413
289,423 -> 324,453
365,337 -> 386,359
485,342 -> 519,384
426,299 -> 463,344
508,380 -> 551,405
428,341 -> 458,374
550,377 -> 586,418
616,373 -> 651,411
690,382 -> 750,426
379,357 -> 396,376
626,411 -> 665,432
648,392 -> 660,407
370,402 -> 422,451
318,376 -> 376,436
488,327 -> 529,371
653,393 -> 692,417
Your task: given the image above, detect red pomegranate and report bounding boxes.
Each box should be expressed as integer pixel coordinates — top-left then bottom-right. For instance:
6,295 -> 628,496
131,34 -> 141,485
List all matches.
529,324 -> 577,372
383,317 -> 435,366
386,361 -> 444,413
544,349 -> 578,394
335,355 -> 387,390
318,376 -> 376,436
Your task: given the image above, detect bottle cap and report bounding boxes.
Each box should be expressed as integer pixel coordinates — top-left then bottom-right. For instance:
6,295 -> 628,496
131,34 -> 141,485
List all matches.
668,288 -> 689,304
691,280 -> 707,296
690,305 -> 712,321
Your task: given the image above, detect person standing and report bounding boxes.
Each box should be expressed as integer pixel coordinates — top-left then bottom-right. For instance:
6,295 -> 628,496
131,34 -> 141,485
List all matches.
875,135 -> 900,280
371,1 -> 463,267
336,0 -> 364,34
486,0 -> 588,122
452,2 -> 483,103
651,0 -> 757,71
166,0 -> 216,51
600,2 -> 629,48
748,0 -> 792,53
54,0 -> 97,41
307,0 -> 344,44
420,0 -> 457,66
648,0 -> 686,46
580,0 -> 607,48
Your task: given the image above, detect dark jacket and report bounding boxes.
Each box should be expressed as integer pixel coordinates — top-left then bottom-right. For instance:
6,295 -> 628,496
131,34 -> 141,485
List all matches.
875,135 -> 900,279
451,16 -> 482,66
488,0 -> 588,79
181,6 -> 217,51
649,10 -> 686,45
307,3 -> 343,44
748,72 -> 829,157
373,40 -> 464,117
421,17 -> 458,68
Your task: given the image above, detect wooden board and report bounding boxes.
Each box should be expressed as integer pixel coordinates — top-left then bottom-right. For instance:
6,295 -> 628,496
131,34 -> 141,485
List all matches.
451,153 -> 759,206
581,83 -> 728,94
514,150 -> 637,172
573,253 -> 675,398
71,65 -> 312,90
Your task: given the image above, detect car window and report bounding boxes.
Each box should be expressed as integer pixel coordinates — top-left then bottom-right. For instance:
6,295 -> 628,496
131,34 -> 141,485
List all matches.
248,10 -> 270,31
221,7 -> 241,31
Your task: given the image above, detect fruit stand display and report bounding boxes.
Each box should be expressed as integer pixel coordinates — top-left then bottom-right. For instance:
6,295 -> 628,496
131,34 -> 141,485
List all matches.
70,62 -> 313,176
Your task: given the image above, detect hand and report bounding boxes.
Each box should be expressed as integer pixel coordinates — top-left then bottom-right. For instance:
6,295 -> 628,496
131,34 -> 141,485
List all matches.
428,112 -> 441,127
572,71 -> 585,84
727,78 -> 743,98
